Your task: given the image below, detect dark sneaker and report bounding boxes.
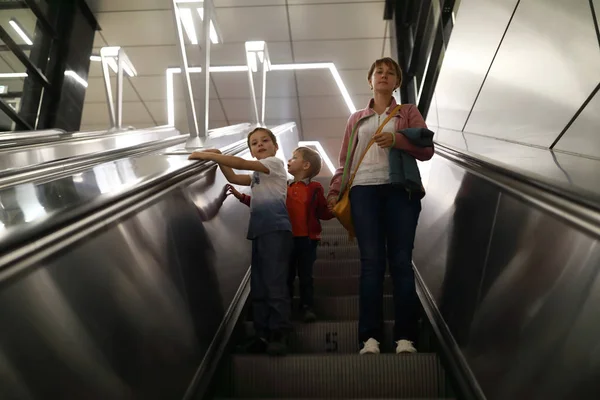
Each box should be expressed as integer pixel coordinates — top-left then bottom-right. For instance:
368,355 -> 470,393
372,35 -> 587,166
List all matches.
266,331 -> 288,356
237,336 -> 268,354
302,308 -> 317,323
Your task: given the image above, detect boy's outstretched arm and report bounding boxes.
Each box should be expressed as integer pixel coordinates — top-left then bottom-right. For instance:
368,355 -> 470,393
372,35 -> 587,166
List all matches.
189,149 -> 270,186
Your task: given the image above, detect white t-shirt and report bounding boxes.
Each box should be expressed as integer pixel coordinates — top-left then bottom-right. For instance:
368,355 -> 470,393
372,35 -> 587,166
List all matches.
247,156 -> 291,239
350,109 -> 396,187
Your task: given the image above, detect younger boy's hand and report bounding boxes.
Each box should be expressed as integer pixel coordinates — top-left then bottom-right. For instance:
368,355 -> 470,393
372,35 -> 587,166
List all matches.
226,184 -> 243,200
202,148 -> 222,154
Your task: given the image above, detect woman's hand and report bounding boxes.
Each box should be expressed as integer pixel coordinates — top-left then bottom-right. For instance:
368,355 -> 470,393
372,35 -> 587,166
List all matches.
327,197 -> 337,212
226,184 -> 243,200
373,132 -> 395,148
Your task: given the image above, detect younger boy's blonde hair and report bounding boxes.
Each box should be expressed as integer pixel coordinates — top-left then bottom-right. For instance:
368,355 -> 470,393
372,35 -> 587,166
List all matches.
294,146 -> 322,179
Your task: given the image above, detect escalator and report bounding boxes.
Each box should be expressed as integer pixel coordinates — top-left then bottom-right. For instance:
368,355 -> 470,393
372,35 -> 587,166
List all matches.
0,122 -> 598,400
212,213 -> 451,400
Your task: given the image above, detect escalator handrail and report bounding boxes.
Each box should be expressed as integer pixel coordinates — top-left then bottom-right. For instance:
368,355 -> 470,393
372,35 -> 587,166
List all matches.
0,125 -> 178,151
434,141 -> 600,238
0,122 -> 293,280
0,129 -> 66,141
0,134 -> 189,190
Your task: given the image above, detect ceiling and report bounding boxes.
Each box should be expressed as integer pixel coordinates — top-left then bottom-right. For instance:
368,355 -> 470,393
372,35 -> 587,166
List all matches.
81,0 -> 393,161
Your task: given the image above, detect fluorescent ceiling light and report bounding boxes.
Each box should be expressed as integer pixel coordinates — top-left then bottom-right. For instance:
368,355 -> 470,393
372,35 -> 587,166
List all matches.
271,63 -> 356,113
0,72 -> 28,78
245,41 -> 265,52
298,141 -> 336,175
197,8 -> 219,44
165,61 -> 356,126
9,19 -> 33,45
90,55 -> 102,62
180,8 -> 198,45
64,70 -> 88,88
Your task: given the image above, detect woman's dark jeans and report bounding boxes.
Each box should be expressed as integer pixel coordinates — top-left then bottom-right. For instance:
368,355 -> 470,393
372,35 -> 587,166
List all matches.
350,184 -> 421,344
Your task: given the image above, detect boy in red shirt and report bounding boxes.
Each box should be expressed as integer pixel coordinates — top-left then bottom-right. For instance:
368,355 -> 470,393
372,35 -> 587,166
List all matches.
228,146 -> 334,322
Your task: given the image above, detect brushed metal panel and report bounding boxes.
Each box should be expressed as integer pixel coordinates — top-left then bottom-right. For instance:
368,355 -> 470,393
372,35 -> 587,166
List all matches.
414,155 -> 501,346
465,0 -> 600,147
0,124 -> 301,399
435,128 -> 600,198
464,193 -> 600,399
554,88 -> 600,158
431,0 -> 518,131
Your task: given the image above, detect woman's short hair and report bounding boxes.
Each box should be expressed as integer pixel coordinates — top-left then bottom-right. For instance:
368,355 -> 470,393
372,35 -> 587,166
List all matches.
367,57 -> 403,88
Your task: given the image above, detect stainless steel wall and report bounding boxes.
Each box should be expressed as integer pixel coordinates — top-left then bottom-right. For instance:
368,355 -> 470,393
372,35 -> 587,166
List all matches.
414,153 -> 600,399
0,124 -> 300,399
428,0 -> 600,159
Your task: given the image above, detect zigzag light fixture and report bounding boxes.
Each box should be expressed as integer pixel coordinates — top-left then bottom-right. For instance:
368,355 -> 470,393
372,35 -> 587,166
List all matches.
165,62 -> 356,126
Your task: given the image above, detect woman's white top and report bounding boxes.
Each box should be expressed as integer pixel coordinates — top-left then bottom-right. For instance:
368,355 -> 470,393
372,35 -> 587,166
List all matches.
350,107 -> 395,187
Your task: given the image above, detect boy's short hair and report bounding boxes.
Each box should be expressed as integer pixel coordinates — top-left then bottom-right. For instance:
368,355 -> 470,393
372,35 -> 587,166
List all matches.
294,146 -> 322,178
247,127 -> 278,148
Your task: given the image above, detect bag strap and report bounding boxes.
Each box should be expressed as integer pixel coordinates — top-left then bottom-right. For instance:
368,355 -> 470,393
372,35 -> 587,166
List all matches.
345,104 -> 402,189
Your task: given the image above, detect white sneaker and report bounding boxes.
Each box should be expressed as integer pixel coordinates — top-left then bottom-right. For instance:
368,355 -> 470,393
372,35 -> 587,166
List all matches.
359,338 -> 380,355
395,340 -> 417,354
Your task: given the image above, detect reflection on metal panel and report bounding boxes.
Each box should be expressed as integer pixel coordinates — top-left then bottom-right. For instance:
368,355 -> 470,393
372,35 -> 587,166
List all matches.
554,88 -> 600,159
464,0 -> 600,147
430,0 -> 518,131
0,124 -> 301,399
435,127 -> 600,198
414,152 -> 600,399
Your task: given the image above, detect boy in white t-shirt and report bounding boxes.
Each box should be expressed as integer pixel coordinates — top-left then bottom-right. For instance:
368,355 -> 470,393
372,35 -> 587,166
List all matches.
189,128 -> 292,356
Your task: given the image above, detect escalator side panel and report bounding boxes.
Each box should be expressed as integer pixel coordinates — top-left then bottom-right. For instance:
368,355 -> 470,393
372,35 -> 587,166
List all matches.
413,154 -> 600,400
0,126 -> 301,399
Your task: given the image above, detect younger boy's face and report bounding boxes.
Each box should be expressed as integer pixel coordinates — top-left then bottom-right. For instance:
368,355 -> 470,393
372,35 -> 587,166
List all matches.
248,130 -> 277,160
287,151 -> 309,176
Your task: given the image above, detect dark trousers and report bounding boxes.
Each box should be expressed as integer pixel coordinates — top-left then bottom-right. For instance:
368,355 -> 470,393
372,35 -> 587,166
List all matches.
350,184 -> 421,343
251,230 -> 293,336
287,237 -> 318,309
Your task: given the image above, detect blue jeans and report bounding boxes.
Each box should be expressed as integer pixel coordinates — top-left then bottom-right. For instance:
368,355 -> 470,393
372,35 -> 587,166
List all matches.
251,230 -> 293,336
288,237 -> 318,309
350,184 -> 421,343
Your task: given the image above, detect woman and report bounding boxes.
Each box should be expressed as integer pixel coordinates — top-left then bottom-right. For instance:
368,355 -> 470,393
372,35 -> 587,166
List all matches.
327,57 -> 434,354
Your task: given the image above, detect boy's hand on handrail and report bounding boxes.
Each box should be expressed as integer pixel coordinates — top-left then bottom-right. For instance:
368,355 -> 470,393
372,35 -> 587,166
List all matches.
226,184 -> 243,200
188,148 -> 221,160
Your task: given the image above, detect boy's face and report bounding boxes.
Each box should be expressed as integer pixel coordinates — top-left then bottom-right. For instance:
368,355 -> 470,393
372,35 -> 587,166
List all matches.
248,130 -> 278,160
287,151 -> 310,177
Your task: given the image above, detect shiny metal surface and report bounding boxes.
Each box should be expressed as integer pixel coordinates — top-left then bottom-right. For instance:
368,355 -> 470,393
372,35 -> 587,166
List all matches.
554,88 -> 600,159
414,153 -> 600,399
0,127 -> 184,171
0,123 -> 300,399
0,129 -> 66,142
0,135 -> 188,190
464,0 -> 600,146
435,127 -> 600,199
428,0 -> 518,131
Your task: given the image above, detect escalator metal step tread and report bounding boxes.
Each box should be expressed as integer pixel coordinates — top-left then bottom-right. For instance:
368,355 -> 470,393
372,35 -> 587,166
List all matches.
215,398 -> 453,399
314,260 -> 361,276
218,354 -> 445,398
242,321 -> 428,354
316,246 -> 360,260
293,275 -> 392,296
292,295 -> 393,320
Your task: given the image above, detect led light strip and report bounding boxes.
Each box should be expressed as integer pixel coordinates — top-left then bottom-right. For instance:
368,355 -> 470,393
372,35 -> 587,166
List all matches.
298,140 -> 336,175
64,70 -> 89,88
165,62 -> 356,125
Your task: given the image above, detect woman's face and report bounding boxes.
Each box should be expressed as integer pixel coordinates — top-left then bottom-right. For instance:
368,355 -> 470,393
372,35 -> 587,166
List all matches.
370,63 -> 399,94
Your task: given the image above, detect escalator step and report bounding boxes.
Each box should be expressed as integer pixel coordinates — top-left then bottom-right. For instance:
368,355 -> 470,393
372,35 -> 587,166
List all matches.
243,321 -> 398,353
216,398 -> 452,399
316,245 -> 360,260
218,354 -> 445,398
293,275 -> 392,296
314,260 -> 361,277
292,295 -> 393,320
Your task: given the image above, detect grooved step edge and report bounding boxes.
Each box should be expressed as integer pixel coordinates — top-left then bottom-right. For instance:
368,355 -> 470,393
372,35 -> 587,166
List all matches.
218,354 -> 445,398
